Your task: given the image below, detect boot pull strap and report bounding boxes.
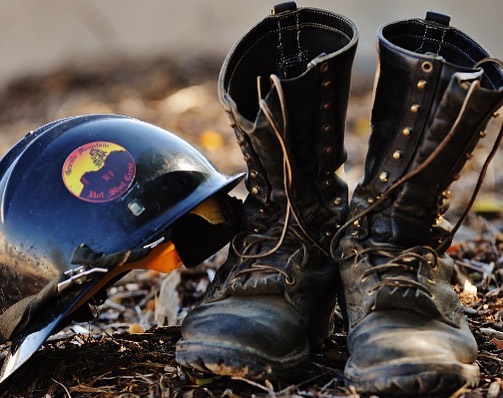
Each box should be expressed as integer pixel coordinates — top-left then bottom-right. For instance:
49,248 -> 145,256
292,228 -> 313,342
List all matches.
271,2 -> 297,15
425,11 -> 450,26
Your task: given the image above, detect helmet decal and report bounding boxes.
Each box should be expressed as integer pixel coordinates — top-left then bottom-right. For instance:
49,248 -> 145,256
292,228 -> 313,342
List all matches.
62,141 -> 136,203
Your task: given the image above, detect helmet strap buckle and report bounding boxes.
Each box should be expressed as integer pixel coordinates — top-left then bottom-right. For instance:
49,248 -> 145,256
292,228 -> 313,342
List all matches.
57,266 -> 108,292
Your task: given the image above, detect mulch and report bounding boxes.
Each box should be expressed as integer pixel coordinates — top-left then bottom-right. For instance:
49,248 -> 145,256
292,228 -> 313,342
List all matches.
0,56 -> 501,398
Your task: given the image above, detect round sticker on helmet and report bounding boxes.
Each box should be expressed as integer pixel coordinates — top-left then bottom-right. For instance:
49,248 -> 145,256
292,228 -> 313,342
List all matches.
62,141 -> 136,203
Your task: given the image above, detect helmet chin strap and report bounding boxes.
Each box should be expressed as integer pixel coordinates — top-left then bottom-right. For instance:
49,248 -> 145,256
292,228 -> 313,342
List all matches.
0,231 -> 179,345
70,241 -> 153,271
64,238 -> 184,317
0,278 -> 61,345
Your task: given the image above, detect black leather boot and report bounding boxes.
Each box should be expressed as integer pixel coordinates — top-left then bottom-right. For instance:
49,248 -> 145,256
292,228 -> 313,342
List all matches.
176,2 -> 357,379
335,11 -> 503,396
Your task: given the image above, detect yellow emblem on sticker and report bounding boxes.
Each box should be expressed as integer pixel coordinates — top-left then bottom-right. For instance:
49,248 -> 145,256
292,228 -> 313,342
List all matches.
62,141 -> 136,203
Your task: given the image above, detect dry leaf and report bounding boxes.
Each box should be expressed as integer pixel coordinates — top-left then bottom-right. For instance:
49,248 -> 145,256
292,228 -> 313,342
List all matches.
199,129 -> 224,150
129,322 -> 145,334
155,268 -> 182,325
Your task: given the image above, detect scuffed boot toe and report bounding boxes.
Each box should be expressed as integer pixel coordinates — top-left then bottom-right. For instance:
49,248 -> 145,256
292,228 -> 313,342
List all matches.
176,296 -> 310,379
344,310 -> 479,396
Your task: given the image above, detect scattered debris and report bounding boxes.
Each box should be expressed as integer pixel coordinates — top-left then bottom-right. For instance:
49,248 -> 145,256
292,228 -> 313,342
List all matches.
0,57 -> 501,397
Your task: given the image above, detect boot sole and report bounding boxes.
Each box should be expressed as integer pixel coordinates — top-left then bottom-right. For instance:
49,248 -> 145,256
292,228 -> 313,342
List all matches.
344,358 -> 480,396
176,338 -> 310,380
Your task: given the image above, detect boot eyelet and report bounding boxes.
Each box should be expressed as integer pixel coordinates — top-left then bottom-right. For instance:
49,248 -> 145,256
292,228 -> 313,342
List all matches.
251,186 -> 260,195
320,62 -> 329,73
402,127 -> 412,136
417,80 -> 427,90
441,190 -> 451,199
285,276 -> 296,285
322,124 -> 331,134
322,79 -> 331,88
392,150 -> 402,160
325,146 -> 334,155
480,130 -> 487,138
421,61 -> 433,73
410,104 -> 420,113
321,101 -> 331,111
379,171 -> 389,182
334,197 -> 342,206
466,153 -> 473,159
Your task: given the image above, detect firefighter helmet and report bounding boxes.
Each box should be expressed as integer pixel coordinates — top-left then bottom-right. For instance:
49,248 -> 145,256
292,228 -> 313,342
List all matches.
0,114 -> 243,383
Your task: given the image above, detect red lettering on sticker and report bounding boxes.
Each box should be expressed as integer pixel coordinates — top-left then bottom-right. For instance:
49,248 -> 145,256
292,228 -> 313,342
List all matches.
102,170 -> 115,182
124,162 -> 135,181
87,190 -> 105,200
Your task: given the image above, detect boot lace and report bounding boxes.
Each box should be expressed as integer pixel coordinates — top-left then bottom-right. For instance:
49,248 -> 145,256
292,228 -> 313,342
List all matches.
348,245 -> 438,298
331,74 -> 503,289
230,74 -> 328,285
231,220 -> 310,285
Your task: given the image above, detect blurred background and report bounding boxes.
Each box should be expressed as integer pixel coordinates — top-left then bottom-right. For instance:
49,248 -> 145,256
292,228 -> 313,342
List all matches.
0,0 -> 502,84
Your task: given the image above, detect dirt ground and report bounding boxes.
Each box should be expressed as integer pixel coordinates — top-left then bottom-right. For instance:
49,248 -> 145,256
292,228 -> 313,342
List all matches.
0,56 -> 501,398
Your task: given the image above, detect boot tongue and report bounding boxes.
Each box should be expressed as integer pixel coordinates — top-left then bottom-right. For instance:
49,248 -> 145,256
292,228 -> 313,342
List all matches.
368,250 -> 462,327
374,285 -> 443,320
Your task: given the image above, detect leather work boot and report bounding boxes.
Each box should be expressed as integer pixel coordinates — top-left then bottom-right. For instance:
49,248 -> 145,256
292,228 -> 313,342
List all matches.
176,2 -> 357,379
335,12 -> 503,396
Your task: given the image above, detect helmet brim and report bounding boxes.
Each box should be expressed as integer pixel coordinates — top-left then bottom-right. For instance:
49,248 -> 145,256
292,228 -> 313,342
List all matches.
0,172 -> 244,384
0,277 -> 91,383
0,315 -> 63,383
